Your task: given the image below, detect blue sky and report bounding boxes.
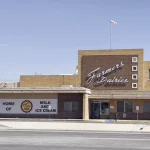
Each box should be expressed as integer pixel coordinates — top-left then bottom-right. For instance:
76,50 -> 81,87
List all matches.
0,0 -> 150,81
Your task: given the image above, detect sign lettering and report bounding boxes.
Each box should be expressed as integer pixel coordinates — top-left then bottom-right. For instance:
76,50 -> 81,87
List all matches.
86,62 -> 128,86
6,107 -> 11,111
0,99 -> 58,114
3,102 -> 15,105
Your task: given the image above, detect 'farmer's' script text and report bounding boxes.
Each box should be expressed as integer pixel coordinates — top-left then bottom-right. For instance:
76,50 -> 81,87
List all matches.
86,62 -> 128,85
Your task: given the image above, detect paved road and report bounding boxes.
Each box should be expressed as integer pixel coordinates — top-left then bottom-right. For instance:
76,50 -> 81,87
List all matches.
0,130 -> 150,149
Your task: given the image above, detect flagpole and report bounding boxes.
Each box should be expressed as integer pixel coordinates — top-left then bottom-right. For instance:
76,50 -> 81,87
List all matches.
109,20 -> 117,50
110,21 -> 112,50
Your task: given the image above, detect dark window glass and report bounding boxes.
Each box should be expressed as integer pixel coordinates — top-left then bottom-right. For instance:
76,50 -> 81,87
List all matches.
117,101 -> 124,112
144,102 -> 150,113
64,101 -> 78,112
117,100 -> 132,112
72,102 -> 78,112
125,101 -> 132,112
64,102 -> 72,112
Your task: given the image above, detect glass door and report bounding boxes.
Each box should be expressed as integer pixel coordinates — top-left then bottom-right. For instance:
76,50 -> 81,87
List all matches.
90,101 -> 110,119
91,102 -> 100,119
100,102 -> 110,115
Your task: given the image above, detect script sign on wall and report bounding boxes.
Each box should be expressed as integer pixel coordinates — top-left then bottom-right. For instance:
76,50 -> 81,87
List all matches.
81,55 -> 138,90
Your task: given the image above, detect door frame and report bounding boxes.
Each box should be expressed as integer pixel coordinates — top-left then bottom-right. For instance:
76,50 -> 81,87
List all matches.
90,100 -> 110,119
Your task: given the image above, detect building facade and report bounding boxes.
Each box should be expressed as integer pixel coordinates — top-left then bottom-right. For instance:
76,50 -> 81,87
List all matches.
0,87 -> 90,119
1,49 -> 150,120
78,49 -> 150,120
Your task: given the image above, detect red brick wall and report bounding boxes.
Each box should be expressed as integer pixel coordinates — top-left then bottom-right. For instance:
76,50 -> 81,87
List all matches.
81,55 -> 138,90
58,93 -> 83,119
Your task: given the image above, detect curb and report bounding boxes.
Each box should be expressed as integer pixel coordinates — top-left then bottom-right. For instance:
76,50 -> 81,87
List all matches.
0,129 -> 149,133
0,118 -> 150,124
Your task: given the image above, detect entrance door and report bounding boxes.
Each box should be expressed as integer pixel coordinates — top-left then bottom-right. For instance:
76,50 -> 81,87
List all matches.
101,102 -> 110,115
91,102 -> 100,119
90,101 -> 110,119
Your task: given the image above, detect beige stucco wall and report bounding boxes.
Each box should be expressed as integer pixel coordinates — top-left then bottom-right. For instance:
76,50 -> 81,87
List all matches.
110,99 -> 117,112
143,61 -> 150,90
20,75 -> 79,87
78,49 -> 144,90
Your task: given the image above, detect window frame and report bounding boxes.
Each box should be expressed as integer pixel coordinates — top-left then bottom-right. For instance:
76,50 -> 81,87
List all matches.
64,102 -> 72,112
132,57 -> 138,63
132,83 -> 137,88
132,74 -> 138,80
64,101 -> 78,112
117,100 -> 133,113
132,66 -> 138,71
143,101 -> 150,113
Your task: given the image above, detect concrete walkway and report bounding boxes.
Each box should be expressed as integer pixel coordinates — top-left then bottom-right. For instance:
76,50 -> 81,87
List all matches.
1,118 -> 150,124
0,121 -> 150,132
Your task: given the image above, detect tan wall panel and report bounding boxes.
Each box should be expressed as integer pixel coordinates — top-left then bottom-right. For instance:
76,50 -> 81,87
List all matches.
143,62 -> 150,90
20,75 -> 79,87
63,75 -> 79,86
20,76 -> 63,87
110,99 -> 117,112
132,99 -> 143,113
139,100 -> 144,113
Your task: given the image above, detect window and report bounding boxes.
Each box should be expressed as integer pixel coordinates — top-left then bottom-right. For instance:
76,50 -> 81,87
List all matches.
64,101 -> 78,112
72,102 -> 78,112
101,102 -> 110,115
149,69 -> 150,79
132,74 -> 138,80
132,66 -> 138,71
117,100 -> 132,112
132,57 -> 137,62
132,83 -> 137,88
64,102 -> 71,112
117,101 -> 124,112
144,102 -> 150,112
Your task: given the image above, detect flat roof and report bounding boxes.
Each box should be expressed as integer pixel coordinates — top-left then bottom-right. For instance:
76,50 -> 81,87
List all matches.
0,87 -> 91,94
78,48 -> 143,52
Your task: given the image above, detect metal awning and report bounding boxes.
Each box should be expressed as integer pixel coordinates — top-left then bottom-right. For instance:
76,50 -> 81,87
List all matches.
89,94 -> 150,99
0,87 -> 91,94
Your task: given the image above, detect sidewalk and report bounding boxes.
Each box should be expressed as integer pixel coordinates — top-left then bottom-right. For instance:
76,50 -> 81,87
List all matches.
0,121 -> 150,132
0,118 -> 150,124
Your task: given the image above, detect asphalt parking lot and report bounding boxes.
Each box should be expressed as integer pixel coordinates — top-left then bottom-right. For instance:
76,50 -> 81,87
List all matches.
0,130 -> 150,150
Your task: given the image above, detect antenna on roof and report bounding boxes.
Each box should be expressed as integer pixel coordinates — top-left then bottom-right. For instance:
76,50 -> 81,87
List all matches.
3,79 -> 7,88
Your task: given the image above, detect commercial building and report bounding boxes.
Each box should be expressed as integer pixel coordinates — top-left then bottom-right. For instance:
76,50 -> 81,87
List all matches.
1,49 -> 150,120
0,87 -> 90,119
